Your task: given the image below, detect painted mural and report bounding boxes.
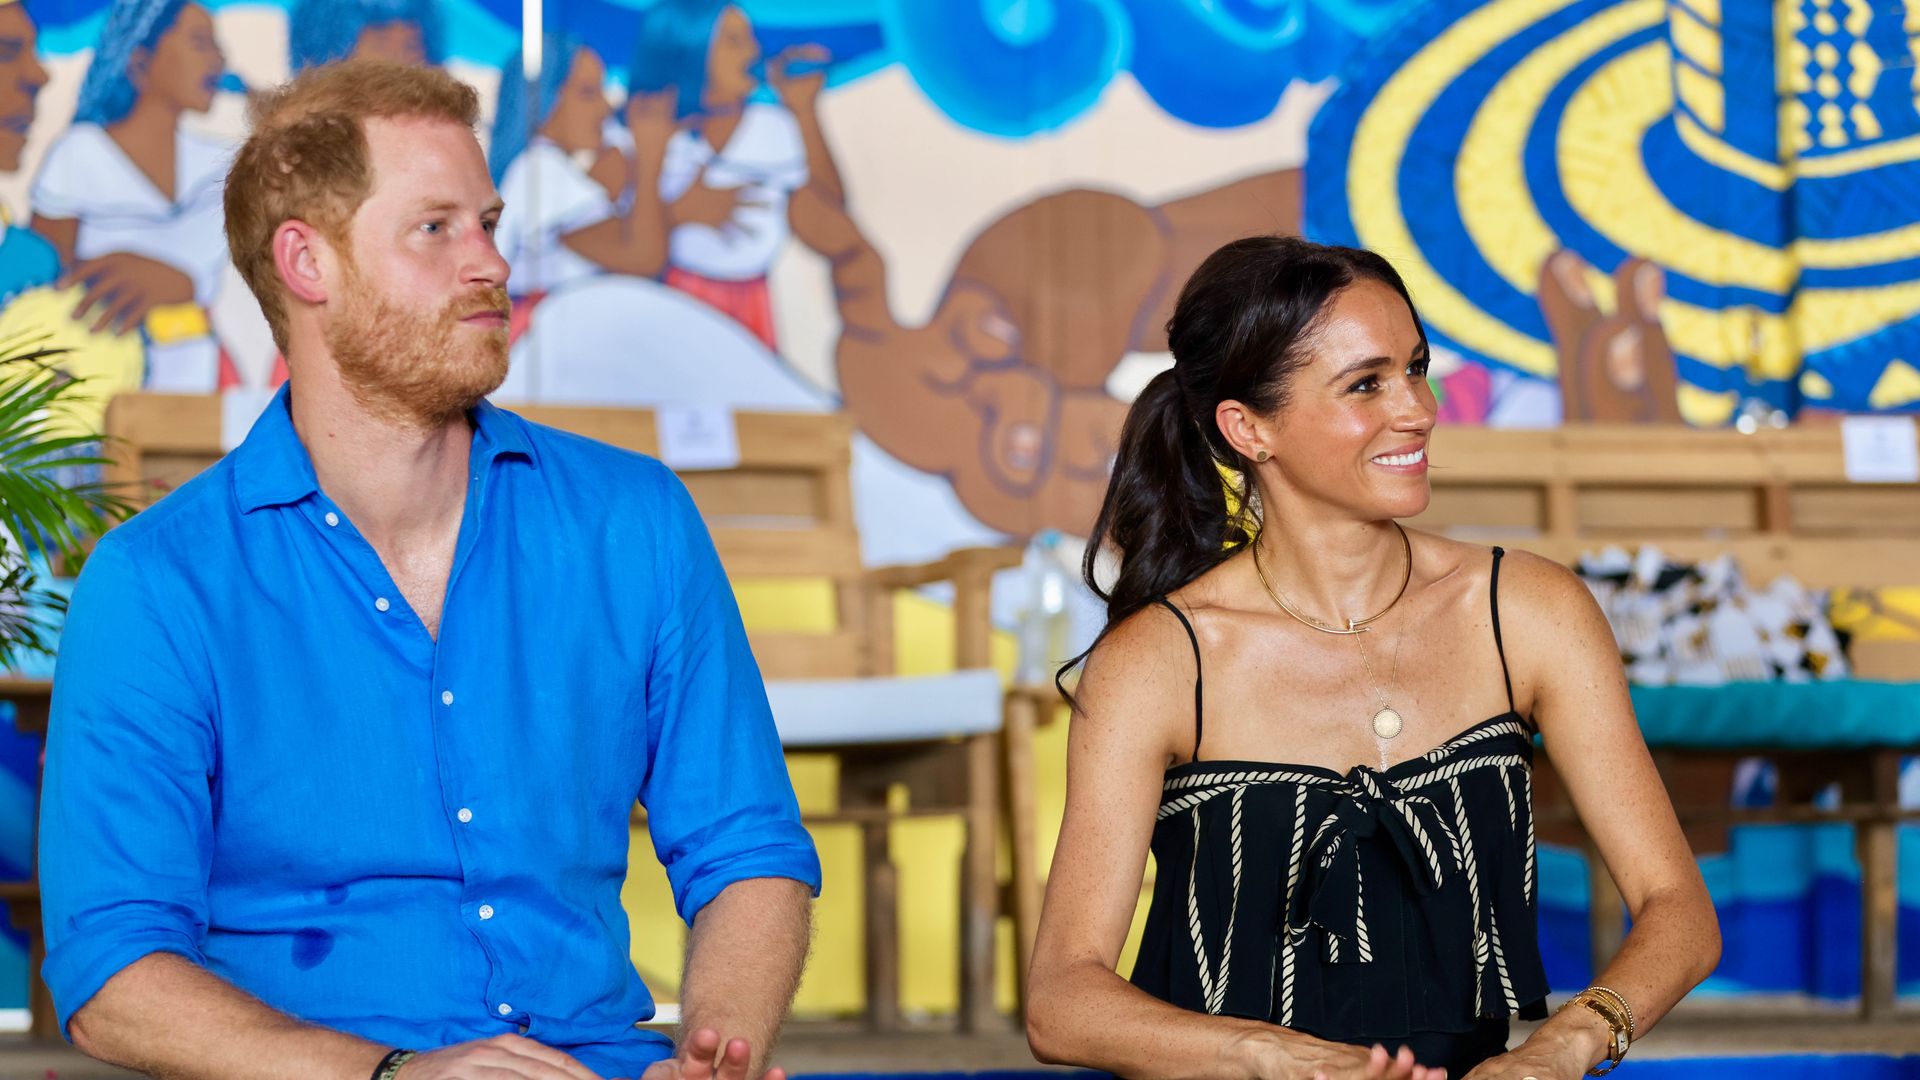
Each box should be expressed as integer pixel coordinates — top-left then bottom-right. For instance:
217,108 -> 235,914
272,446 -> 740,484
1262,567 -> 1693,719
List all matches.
2,0 -> 1919,1021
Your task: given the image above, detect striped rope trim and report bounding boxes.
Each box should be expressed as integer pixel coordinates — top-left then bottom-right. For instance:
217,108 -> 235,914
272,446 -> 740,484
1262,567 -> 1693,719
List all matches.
1523,770 -> 1537,905
1206,787 -> 1247,1014
1185,808 -> 1216,1011
1449,777 -> 1487,1016
1501,764 -> 1517,832
1278,785 -> 1306,1026
1158,768 -> 1344,820
1353,858 -> 1373,963
1397,753 -> 1529,795
1421,719 -> 1530,762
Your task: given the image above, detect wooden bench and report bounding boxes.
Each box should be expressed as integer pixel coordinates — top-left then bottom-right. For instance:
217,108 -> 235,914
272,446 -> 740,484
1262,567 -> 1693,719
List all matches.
2,391 -> 1033,1038
1409,422 -> 1920,1018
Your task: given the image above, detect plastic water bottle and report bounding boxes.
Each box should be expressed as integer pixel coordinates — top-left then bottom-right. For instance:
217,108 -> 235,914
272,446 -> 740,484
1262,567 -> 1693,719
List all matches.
1016,529 -> 1072,686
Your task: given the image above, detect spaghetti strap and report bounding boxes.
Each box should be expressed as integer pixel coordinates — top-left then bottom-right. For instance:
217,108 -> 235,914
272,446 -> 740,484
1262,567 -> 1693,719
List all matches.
1489,547 -> 1521,723
1152,596 -> 1205,761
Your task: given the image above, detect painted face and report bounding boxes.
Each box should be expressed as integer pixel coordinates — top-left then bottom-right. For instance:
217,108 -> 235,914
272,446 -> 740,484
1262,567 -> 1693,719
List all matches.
138,3 -> 225,115
328,116 -> 511,426
540,47 -> 611,155
1264,278 -> 1437,521
0,4 -> 49,172
703,5 -> 760,109
351,19 -> 426,65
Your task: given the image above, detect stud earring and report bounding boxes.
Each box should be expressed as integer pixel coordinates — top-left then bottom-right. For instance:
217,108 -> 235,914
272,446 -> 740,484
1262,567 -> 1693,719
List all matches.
1254,449 -> 1271,463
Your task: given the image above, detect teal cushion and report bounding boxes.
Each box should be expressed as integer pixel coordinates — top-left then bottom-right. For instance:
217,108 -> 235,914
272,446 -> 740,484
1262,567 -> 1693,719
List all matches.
1631,681 -> 1920,748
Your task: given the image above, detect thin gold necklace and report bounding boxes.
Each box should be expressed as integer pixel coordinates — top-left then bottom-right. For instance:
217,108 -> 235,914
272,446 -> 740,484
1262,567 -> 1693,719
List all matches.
1249,522 -> 1412,634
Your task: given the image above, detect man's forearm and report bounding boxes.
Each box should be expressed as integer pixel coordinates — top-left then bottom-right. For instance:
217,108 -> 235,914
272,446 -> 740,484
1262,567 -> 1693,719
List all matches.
69,952 -> 388,1080
676,877 -> 812,1073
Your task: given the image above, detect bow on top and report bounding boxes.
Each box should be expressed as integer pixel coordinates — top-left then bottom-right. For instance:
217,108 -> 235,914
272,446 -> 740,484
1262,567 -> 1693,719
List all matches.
1287,765 -> 1463,952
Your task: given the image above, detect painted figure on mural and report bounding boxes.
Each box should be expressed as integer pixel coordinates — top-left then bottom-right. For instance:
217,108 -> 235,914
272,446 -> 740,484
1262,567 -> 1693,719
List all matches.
0,0 -> 55,304
29,0 -> 234,392
288,0 -> 439,70
789,169 -> 1303,537
629,0 -> 839,352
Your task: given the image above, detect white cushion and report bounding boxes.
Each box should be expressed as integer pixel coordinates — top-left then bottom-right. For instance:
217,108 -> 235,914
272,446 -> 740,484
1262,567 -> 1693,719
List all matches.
765,669 -> 1005,747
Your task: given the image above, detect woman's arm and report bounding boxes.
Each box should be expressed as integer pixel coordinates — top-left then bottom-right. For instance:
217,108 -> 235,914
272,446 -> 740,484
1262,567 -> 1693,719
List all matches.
1026,603 -> 1439,1080
1470,552 -> 1720,1078
560,92 -> 751,278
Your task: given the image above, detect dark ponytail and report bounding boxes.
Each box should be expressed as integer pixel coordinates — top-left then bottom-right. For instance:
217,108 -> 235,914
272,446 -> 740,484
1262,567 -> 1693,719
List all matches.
1058,235 -> 1426,701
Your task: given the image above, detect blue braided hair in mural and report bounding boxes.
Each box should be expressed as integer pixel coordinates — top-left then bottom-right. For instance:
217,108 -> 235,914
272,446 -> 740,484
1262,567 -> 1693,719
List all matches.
71,0 -> 191,126
489,29 -> 582,186
627,0 -> 732,123
287,0 -> 443,71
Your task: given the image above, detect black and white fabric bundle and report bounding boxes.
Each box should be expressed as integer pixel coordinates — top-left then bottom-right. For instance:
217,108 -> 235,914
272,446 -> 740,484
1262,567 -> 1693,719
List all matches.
1575,546 -> 1850,685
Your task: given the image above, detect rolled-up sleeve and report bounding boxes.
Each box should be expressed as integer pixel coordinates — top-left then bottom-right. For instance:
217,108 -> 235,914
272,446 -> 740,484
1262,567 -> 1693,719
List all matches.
636,466 -> 821,924
39,538 -> 215,1038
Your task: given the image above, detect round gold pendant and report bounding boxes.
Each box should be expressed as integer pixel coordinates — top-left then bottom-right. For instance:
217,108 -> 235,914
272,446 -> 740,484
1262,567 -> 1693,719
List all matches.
1372,706 -> 1404,740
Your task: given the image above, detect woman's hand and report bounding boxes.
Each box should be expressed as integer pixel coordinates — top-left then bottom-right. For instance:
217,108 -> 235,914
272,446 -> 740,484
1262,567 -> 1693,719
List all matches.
1237,1031 -> 1447,1080
625,87 -> 679,157
767,45 -> 829,114
1457,1027 -> 1599,1080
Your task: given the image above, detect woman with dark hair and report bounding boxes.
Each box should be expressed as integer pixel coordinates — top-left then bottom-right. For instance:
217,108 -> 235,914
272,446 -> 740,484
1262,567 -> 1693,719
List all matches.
1025,236 -> 1718,1079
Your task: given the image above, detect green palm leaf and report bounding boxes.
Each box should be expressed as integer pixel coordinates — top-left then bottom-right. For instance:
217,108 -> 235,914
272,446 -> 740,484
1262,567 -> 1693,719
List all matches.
0,331 -> 137,670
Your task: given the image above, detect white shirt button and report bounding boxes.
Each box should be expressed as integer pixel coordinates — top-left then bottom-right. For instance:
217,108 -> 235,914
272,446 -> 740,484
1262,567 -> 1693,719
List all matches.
478,904 -> 495,920
457,807 -> 473,823
497,1003 -> 513,1016
442,690 -> 454,706
375,597 -> 390,612
324,512 -> 339,527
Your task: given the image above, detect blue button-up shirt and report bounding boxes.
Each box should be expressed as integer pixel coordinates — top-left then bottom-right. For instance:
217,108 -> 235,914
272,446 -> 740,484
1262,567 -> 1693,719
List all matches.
39,387 -> 820,1075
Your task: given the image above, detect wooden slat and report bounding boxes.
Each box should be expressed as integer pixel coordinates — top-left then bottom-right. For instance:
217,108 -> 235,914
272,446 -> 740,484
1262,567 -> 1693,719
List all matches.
746,630 -> 866,680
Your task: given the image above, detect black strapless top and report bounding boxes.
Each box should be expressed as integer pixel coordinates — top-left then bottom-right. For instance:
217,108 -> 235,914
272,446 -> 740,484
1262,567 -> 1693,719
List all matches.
1129,548 -> 1549,1074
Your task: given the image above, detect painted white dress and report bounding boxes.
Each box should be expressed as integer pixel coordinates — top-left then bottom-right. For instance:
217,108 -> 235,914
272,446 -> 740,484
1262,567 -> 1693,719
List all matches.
494,138 -> 615,299
658,101 -> 808,282
29,123 -> 233,391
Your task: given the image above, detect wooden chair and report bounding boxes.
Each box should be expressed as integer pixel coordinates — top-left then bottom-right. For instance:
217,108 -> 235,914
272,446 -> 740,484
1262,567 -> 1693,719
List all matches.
75,391 -> 1025,1032
1411,422 -> 1920,1019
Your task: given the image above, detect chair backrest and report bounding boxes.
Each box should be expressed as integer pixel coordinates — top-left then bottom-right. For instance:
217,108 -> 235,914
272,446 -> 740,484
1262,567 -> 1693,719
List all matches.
102,393 -> 873,680
1408,423 -> 1920,677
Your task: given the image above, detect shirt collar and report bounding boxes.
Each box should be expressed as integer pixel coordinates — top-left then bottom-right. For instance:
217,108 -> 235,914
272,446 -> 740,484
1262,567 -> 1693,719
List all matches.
232,385 -> 538,514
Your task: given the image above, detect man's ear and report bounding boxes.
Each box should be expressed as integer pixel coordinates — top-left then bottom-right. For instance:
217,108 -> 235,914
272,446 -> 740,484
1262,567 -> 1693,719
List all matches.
273,221 -> 335,306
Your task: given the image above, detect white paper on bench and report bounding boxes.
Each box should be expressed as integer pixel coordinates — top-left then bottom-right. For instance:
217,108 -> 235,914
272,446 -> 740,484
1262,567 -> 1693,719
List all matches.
765,669 -> 1003,747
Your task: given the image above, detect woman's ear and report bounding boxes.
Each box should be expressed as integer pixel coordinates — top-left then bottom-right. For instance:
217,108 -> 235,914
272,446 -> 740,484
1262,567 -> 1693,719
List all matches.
1215,399 -> 1272,464
127,47 -> 151,95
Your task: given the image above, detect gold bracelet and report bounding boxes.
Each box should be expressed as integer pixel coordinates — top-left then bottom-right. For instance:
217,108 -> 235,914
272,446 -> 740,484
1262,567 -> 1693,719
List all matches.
1563,988 -> 1630,1076
1585,984 -> 1636,1043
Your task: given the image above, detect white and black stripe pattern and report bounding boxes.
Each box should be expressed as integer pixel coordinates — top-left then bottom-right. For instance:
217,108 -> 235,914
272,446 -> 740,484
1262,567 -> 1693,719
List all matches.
1159,769 -> 1342,820
1185,808 -> 1216,1011
1205,788 -> 1248,1015
1447,777 -> 1488,1016
1397,753 -> 1529,795
1278,785 -> 1306,1026
1419,718 -> 1529,762
1500,764 -> 1517,832
1523,770 -> 1537,904
1352,858 -> 1373,963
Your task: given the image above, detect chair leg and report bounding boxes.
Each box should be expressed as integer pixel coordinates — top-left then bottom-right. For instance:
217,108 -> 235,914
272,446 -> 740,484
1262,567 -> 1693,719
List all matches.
959,733 -> 999,1033
1860,750 -> 1901,1020
862,821 -> 901,1032
1001,693 -> 1042,1019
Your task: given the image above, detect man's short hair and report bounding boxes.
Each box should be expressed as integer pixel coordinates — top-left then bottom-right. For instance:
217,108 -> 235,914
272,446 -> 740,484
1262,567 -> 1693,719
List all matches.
224,59 -> 480,353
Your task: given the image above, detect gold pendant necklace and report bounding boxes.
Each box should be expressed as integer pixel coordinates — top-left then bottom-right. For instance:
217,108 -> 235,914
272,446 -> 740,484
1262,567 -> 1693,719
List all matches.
1251,523 -> 1413,738
1353,622 -> 1406,740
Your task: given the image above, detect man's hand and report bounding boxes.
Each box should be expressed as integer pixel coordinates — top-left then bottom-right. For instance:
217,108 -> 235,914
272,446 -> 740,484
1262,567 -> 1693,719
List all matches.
397,1033 -> 607,1080
639,1028 -> 783,1080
